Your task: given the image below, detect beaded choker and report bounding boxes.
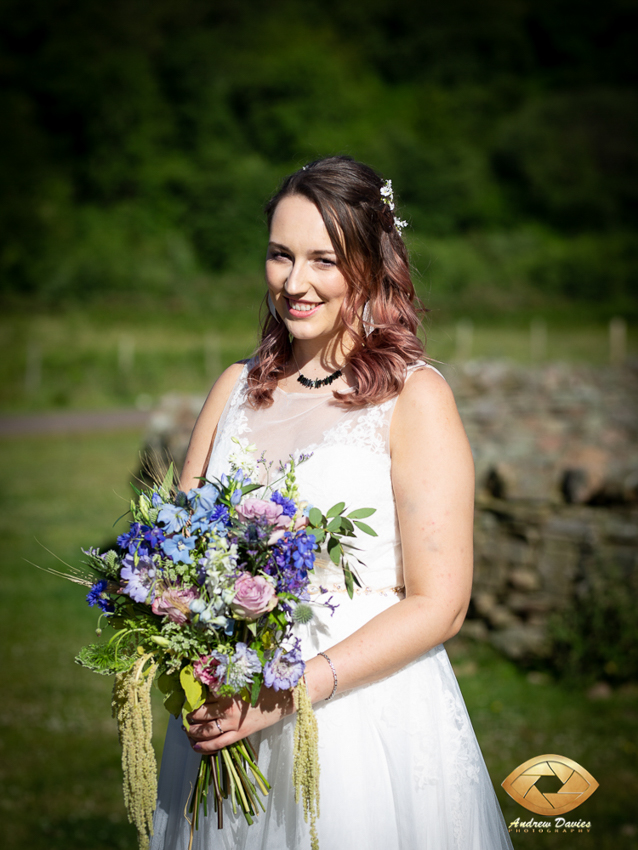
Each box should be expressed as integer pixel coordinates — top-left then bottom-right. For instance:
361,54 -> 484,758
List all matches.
292,351 -> 344,389
297,368 -> 343,389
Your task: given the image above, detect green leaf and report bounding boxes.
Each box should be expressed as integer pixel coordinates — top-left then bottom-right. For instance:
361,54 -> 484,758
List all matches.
160,462 -> 175,499
180,665 -> 206,724
164,687 -> 185,718
308,507 -> 323,527
347,507 -> 376,519
340,518 -> 354,535
326,501 -> 346,518
327,536 -> 342,566
241,483 -> 262,495
250,675 -> 262,707
157,670 -> 181,695
354,520 -> 377,537
344,565 -> 355,599
309,528 -> 325,544
326,517 -> 342,533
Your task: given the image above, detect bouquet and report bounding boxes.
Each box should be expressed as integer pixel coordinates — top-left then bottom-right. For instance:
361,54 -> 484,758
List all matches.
46,439 -> 376,850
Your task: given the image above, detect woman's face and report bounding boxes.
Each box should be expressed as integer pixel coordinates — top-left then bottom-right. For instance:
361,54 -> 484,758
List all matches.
266,194 -> 349,347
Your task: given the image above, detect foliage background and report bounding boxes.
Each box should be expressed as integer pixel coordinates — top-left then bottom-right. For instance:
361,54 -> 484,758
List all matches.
1,0 -> 637,319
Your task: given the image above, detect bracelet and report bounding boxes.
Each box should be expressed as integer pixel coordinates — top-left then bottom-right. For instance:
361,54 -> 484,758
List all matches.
317,651 -> 338,701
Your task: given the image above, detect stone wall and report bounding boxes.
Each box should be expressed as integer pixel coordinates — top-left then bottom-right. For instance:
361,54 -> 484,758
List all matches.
141,361 -> 638,660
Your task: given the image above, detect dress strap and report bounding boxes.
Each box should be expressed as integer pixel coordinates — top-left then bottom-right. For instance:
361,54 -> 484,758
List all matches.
206,363 -> 250,481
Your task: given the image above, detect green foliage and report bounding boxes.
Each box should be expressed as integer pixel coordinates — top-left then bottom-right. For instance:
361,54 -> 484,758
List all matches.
75,641 -> 135,676
547,562 -> 638,686
1,0 -> 636,311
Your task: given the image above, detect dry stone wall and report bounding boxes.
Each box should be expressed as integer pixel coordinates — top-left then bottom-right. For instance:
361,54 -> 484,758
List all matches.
141,361 -> 638,661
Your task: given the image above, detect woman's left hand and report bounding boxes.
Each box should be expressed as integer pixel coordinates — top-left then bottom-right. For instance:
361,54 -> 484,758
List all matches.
184,687 -> 294,754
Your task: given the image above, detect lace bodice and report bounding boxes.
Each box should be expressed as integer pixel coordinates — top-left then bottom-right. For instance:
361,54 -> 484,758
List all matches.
207,363 -> 433,592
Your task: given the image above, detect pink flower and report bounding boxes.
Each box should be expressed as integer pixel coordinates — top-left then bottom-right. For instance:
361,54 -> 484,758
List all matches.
236,498 -> 283,523
231,572 -> 278,620
193,653 -> 228,693
267,513 -> 309,545
152,586 -> 198,624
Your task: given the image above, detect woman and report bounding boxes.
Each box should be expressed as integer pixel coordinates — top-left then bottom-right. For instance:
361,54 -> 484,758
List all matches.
150,156 -> 513,849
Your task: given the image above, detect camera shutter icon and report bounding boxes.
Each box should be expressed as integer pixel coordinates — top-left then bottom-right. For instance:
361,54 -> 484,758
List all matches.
502,754 -> 599,816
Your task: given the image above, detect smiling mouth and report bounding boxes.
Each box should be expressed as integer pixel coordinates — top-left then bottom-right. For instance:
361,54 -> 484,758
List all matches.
286,298 -> 322,315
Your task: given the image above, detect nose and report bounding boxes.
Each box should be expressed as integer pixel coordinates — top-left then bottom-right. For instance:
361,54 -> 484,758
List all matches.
284,260 -> 308,297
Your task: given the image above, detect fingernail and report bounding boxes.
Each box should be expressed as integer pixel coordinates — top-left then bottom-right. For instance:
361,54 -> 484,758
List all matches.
194,743 -> 202,752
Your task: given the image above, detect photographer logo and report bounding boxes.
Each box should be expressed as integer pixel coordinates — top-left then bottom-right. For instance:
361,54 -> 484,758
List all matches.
502,754 -> 598,816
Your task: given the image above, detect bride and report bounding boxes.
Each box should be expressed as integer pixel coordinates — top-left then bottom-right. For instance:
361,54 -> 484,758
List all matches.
150,156 -> 513,849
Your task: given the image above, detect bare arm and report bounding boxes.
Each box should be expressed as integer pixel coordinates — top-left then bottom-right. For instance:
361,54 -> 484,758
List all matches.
180,362 -> 246,492
188,367 -> 476,750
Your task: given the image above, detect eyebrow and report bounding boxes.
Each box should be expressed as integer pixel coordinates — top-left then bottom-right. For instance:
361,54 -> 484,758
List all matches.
267,241 -> 336,257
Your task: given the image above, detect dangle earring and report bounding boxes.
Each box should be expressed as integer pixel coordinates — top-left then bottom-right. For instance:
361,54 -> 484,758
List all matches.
362,301 -> 373,337
268,293 -> 281,322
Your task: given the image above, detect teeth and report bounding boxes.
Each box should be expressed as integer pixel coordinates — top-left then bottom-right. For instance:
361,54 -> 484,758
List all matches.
290,301 -> 319,312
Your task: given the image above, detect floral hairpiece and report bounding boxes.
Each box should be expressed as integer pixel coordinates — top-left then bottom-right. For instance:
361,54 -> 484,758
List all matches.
380,179 -> 408,234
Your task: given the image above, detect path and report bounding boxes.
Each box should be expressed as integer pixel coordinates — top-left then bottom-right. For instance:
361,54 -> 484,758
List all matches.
0,408 -> 151,437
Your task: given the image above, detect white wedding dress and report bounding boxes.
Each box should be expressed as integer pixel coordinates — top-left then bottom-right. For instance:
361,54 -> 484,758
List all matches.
150,363 -> 514,850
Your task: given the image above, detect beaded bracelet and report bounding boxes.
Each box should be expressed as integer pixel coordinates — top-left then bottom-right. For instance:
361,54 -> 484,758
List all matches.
317,651 -> 338,701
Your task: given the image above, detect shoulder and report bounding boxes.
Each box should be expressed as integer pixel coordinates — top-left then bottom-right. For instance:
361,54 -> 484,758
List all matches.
394,363 -> 455,419
390,363 -> 468,455
198,361 -> 247,422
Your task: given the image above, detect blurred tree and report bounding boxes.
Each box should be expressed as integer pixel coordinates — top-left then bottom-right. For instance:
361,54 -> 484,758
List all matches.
0,0 -> 636,308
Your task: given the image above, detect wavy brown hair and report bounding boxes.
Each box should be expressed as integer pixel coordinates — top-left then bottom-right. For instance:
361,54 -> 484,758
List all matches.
247,156 -> 426,407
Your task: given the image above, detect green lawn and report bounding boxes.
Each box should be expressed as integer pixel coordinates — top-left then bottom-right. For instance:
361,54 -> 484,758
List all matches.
0,431 -> 635,849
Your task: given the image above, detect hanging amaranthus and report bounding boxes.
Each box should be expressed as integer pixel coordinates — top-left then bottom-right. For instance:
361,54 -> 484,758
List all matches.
292,678 -> 320,850
112,652 -> 159,850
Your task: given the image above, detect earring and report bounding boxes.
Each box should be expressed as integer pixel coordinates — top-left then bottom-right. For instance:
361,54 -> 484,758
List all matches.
268,293 -> 280,322
362,301 -> 373,337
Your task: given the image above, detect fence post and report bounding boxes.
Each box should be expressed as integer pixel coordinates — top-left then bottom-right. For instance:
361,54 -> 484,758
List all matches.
25,339 -> 42,397
205,334 -> 222,379
118,334 -> 135,374
455,319 -> 473,362
609,317 -> 626,366
530,318 -> 548,363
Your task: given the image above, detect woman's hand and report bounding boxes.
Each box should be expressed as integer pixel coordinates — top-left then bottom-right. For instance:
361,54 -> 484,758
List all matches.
184,687 -> 294,754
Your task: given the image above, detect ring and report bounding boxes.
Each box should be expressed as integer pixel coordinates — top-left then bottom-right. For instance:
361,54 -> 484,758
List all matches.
214,719 -> 223,734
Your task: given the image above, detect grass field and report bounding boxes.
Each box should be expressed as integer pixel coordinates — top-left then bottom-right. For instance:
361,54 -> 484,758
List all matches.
1,430 -> 636,849
2,308 -> 636,414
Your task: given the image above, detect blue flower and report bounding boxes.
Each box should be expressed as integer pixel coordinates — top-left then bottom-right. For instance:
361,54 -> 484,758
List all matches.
161,534 -> 197,564
271,491 -> 296,517
225,642 -> 262,691
266,530 -> 316,595
188,483 -> 220,511
157,504 -> 190,534
263,647 -> 305,691
190,503 -> 230,533
86,579 -> 114,613
120,554 -> 157,603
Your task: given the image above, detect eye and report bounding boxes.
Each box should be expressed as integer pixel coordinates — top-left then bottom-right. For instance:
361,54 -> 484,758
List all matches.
316,257 -> 337,268
268,250 -> 291,262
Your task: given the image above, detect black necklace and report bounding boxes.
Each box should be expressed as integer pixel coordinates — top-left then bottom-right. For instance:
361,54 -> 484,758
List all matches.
297,368 -> 343,389
292,351 -> 344,389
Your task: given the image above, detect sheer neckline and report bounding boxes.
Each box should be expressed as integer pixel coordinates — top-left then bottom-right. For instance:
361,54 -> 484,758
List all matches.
274,385 -> 354,398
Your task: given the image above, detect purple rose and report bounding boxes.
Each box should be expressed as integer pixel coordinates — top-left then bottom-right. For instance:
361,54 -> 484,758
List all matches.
151,586 -> 198,624
230,572 -> 278,620
236,498 -> 283,523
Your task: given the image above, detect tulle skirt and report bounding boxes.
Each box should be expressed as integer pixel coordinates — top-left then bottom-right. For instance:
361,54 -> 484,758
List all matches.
150,593 -> 513,850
